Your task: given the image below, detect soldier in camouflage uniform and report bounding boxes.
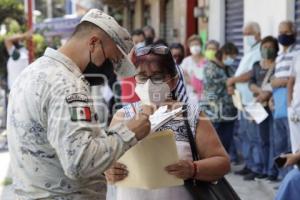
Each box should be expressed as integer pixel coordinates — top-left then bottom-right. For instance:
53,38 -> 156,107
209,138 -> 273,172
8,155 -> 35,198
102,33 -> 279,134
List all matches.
7,9 -> 152,200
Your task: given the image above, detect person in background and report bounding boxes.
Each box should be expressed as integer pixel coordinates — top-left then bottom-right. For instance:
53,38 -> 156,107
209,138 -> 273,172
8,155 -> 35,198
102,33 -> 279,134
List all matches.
181,35 -> 206,102
153,39 -> 169,47
1,31 -> 31,150
204,40 -> 220,61
287,31 -> 300,158
131,29 -> 146,49
274,151 -> 300,200
276,32 -> 300,198
248,36 -> 279,181
4,31 -> 31,91
227,22 -> 261,177
120,29 -> 146,104
203,42 -> 238,153
169,42 -> 189,103
143,25 -> 156,46
204,39 -> 240,164
269,20 -> 298,182
170,43 -> 185,66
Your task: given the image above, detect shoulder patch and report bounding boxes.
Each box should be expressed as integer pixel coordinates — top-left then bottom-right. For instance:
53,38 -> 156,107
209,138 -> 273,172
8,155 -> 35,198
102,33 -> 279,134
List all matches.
66,93 -> 88,104
69,106 -> 92,122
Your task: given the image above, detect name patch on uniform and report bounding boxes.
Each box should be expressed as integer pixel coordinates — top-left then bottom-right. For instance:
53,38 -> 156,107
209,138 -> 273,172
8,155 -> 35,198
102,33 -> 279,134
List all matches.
66,93 -> 88,104
69,106 -> 92,122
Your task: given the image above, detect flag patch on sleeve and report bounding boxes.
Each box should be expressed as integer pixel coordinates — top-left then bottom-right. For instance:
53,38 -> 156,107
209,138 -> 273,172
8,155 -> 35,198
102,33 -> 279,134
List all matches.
69,106 -> 92,122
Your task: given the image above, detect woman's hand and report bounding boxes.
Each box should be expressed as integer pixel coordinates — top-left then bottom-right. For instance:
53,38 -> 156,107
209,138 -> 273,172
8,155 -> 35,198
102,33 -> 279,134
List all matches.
256,91 -> 271,103
104,162 -> 128,184
281,153 -> 300,167
226,77 -> 235,87
227,85 -> 235,95
165,160 -> 195,180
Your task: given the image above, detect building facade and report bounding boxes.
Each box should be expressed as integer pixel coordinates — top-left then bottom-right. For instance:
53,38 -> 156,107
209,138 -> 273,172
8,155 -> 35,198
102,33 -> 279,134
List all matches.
119,0 -> 206,45
208,0 -> 300,57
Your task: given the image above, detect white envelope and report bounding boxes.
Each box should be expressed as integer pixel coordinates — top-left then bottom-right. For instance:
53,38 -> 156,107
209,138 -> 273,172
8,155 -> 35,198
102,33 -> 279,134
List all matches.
244,102 -> 269,124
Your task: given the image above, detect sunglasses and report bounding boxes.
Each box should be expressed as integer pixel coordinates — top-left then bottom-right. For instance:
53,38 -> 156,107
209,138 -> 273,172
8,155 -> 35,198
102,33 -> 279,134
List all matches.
135,45 -> 170,57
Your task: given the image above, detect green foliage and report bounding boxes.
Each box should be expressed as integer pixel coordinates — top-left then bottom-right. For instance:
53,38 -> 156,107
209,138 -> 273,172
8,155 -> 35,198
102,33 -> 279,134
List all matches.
0,0 -> 24,25
33,33 -> 47,58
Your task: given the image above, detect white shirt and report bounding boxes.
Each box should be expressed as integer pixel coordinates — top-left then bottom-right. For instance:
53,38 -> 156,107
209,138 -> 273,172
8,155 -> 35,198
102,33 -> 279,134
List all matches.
181,56 -> 204,80
234,43 -> 261,105
7,46 -> 29,90
288,53 -> 300,153
7,48 -> 137,200
290,53 -> 300,111
275,45 -> 298,78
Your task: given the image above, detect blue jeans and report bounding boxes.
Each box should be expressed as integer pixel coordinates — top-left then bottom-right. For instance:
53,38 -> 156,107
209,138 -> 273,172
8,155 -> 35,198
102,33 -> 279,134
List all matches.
213,121 -> 235,152
269,118 -> 292,177
256,113 -> 271,175
238,114 -> 255,171
275,168 -> 300,200
229,120 -> 241,162
246,118 -> 263,174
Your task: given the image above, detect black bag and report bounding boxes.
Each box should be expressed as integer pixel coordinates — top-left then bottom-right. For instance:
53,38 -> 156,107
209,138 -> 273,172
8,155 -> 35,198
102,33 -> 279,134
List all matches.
183,105 -> 241,200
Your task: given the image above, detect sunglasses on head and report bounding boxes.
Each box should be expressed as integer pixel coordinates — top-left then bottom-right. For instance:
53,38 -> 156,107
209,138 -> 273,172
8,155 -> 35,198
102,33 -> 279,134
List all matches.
135,45 -> 170,57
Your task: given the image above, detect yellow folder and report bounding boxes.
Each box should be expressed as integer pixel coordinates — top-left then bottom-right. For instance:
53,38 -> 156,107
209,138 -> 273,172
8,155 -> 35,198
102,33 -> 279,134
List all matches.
116,129 -> 184,189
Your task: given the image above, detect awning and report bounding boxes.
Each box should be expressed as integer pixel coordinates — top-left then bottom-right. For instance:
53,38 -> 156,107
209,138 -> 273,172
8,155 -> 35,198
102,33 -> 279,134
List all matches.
34,17 -> 81,38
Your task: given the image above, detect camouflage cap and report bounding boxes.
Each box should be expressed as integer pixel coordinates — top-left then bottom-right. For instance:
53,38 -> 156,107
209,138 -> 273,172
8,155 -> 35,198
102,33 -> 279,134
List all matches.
80,9 -> 135,77
81,9 -> 133,54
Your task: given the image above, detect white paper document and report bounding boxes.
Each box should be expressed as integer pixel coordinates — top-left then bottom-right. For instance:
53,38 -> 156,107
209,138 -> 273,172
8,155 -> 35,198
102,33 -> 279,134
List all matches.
149,106 -> 183,132
232,89 -> 243,111
116,130 -> 184,189
244,102 -> 269,124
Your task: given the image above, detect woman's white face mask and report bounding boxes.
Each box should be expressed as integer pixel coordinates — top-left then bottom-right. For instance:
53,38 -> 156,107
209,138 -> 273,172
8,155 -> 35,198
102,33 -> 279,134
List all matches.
189,45 -> 202,55
135,79 -> 171,105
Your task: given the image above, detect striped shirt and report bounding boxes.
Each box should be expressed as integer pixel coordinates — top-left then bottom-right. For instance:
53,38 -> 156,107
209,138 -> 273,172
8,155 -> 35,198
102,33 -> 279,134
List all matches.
173,64 -> 189,103
275,45 -> 299,78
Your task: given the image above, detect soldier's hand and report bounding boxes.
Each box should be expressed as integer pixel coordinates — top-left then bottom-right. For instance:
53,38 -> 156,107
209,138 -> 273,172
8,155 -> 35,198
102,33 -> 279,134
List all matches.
126,105 -> 154,140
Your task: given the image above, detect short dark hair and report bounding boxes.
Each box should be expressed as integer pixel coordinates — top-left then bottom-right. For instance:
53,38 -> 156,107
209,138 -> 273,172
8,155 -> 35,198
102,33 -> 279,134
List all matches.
131,29 -> 145,37
135,46 -> 177,77
170,43 -> 185,54
215,42 -> 238,61
72,21 -> 100,37
143,25 -> 156,37
205,40 -> 220,50
153,39 -> 168,47
260,36 -> 279,57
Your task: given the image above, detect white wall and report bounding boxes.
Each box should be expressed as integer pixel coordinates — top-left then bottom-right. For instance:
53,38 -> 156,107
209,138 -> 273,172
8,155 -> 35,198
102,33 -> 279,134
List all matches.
208,0 -> 295,44
208,0 -> 225,44
245,0 -> 295,37
173,0 -> 187,44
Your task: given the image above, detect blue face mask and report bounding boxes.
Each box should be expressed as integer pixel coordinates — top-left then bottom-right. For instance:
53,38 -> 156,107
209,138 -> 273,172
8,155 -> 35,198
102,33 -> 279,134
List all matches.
135,41 -> 145,49
244,35 -> 256,48
223,57 -> 235,66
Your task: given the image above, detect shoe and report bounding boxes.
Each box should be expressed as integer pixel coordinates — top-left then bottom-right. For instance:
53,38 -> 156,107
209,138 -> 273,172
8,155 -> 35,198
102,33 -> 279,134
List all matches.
244,172 -> 257,181
256,174 -> 268,179
234,167 -> 251,175
267,175 -> 278,182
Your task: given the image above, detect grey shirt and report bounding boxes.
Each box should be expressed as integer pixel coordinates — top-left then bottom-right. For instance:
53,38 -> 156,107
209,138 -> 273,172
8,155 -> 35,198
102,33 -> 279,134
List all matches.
7,48 -> 137,200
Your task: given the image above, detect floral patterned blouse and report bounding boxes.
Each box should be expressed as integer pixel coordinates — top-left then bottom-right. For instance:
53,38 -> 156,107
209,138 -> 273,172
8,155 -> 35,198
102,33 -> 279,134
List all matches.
203,61 -> 237,122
